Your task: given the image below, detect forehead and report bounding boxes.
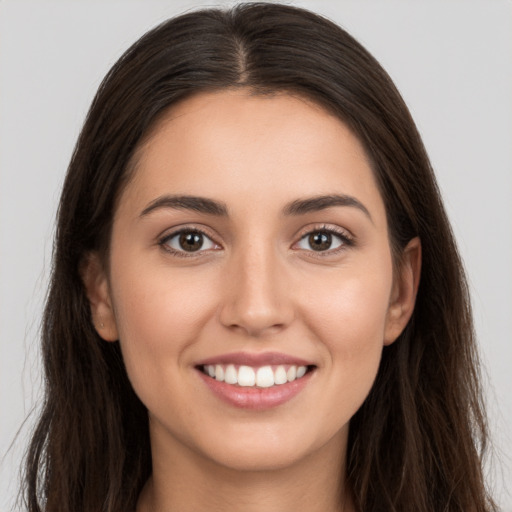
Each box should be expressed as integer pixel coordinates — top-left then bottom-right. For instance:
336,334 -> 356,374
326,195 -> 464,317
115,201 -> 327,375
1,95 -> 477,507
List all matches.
120,89 -> 386,224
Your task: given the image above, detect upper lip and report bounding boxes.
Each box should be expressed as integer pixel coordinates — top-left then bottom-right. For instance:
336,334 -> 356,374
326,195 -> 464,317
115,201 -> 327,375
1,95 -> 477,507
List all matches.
195,351 -> 315,367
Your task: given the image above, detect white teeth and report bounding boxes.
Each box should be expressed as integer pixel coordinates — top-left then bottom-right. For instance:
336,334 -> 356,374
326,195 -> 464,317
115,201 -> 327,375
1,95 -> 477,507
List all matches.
204,363 -> 311,387
238,365 -> 256,386
224,364 -> 237,384
274,365 -> 287,385
296,366 -> 307,378
256,366 -> 274,387
215,364 -> 224,382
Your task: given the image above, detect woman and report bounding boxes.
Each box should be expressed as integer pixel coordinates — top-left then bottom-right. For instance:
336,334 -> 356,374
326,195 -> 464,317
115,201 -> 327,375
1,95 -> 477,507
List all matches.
22,3 -> 496,511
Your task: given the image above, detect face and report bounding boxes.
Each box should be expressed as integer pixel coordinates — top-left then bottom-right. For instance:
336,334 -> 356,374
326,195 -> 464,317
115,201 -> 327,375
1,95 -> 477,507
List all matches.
84,90 -> 420,474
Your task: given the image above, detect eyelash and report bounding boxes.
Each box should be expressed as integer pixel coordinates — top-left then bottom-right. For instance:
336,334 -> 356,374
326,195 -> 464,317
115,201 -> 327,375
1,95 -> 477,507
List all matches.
158,224 -> 355,258
294,225 -> 355,257
158,227 -> 219,258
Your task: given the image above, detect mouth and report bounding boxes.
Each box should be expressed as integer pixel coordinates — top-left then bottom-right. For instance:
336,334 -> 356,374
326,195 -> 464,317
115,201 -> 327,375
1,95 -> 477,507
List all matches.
197,363 -> 316,388
194,352 -> 317,409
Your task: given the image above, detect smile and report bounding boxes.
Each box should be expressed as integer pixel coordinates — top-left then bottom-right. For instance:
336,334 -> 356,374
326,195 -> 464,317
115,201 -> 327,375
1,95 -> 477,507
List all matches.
195,353 -> 316,409
200,364 -> 310,388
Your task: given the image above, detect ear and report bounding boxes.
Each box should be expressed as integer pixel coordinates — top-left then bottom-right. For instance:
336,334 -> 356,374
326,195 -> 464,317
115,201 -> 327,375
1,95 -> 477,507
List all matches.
80,252 -> 118,342
384,237 -> 422,346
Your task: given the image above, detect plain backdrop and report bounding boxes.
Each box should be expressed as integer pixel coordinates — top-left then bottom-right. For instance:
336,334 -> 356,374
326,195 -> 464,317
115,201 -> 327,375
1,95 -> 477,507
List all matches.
1,1 -> 511,510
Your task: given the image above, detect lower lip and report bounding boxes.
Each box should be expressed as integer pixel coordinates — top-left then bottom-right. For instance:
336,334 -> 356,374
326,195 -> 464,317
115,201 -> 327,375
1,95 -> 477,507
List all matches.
197,369 -> 313,410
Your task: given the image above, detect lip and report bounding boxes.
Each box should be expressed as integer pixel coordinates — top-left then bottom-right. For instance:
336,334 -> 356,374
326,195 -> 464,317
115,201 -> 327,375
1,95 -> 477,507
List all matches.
195,352 -> 316,411
197,369 -> 314,410
195,351 -> 314,367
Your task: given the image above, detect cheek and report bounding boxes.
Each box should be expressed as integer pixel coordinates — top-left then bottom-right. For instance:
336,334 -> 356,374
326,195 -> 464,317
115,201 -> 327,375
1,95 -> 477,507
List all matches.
284,261 -> 394,444
109,258 -> 219,383
113,258 -> 216,333
299,259 -> 393,387
303,267 -> 392,341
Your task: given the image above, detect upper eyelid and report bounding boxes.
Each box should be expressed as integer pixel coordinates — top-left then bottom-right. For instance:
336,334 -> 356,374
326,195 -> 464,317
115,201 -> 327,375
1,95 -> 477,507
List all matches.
158,226 -> 221,253
159,224 -> 219,242
295,223 -> 354,241
157,223 -> 354,249
158,228 -> 222,258
292,225 -> 355,254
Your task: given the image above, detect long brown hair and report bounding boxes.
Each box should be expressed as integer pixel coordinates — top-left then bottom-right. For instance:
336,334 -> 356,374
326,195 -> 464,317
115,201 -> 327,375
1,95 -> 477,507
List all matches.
23,3 -> 496,511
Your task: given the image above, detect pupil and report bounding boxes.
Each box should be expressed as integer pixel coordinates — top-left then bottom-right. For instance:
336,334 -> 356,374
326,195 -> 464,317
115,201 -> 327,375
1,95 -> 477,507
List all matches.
179,232 -> 203,251
309,231 -> 331,251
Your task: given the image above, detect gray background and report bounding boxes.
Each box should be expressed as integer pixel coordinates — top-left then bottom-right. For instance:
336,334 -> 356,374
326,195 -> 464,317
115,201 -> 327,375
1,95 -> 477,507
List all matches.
1,1 -> 511,510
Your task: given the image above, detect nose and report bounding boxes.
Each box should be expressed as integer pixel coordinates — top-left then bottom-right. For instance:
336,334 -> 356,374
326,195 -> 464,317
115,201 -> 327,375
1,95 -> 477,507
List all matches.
218,244 -> 294,337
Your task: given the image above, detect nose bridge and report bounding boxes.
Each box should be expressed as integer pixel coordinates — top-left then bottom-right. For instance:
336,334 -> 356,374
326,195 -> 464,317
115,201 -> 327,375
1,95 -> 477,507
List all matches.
219,235 -> 292,336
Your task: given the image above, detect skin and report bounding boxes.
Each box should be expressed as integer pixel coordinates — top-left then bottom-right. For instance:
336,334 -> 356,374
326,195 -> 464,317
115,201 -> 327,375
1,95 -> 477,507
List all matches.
83,89 -> 421,512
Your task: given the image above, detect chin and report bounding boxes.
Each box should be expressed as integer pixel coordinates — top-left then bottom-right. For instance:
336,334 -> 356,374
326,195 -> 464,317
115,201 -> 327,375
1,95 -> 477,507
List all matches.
206,443 -> 311,473
193,421 -> 348,474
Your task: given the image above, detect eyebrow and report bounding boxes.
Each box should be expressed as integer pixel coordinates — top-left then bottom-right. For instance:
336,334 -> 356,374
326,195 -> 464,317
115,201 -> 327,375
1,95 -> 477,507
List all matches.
283,194 -> 372,221
139,193 -> 372,221
140,195 -> 228,217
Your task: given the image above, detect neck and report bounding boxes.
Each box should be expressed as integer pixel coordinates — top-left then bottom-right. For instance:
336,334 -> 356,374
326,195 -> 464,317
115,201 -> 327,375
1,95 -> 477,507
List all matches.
137,424 -> 354,512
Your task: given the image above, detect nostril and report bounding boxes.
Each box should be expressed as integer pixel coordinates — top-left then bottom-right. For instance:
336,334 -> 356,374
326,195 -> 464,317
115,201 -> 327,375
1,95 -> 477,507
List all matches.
218,280 -> 295,336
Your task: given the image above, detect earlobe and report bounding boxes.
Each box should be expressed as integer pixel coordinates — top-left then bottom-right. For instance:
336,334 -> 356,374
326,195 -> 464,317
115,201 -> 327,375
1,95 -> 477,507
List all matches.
80,252 -> 119,342
384,237 -> 422,346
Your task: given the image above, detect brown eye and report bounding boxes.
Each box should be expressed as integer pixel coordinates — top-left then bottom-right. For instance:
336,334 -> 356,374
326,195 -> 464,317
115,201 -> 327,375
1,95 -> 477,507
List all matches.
179,232 -> 204,252
162,230 -> 217,254
296,229 -> 346,252
308,232 -> 332,251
